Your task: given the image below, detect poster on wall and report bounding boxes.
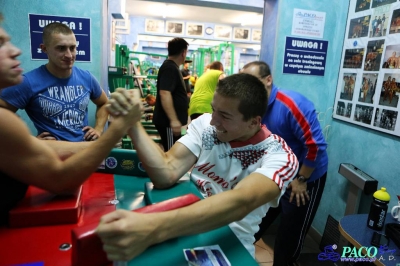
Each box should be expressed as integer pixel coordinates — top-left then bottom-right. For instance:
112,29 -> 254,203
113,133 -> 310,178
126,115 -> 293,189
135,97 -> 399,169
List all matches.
333,0 -> 400,136
166,21 -> 184,35
282,36 -> 328,76
29,14 -> 91,62
233,27 -> 250,41
291,8 -> 326,38
145,19 -> 165,34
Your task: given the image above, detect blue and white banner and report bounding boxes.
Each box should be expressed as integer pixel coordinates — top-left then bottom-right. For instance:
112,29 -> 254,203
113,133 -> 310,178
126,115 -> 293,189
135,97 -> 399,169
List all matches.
283,36 -> 328,76
29,14 -> 91,62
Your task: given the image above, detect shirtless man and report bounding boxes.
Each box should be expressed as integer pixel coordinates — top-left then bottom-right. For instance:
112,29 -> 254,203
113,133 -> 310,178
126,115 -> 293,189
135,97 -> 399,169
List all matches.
383,76 -> 392,102
387,52 -> 397,68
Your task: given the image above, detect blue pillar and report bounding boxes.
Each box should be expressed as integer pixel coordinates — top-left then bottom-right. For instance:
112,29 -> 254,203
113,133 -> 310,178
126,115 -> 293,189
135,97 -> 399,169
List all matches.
259,0 -> 279,69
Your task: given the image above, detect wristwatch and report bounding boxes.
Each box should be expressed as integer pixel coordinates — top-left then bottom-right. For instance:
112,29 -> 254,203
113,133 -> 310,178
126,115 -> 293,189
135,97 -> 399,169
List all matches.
297,175 -> 308,183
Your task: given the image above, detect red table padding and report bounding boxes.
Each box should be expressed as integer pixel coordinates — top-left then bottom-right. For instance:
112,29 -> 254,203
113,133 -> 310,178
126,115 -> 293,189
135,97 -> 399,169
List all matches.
0,173 -> 116,266
9,185 -> 83,228
71,193 -> 201,266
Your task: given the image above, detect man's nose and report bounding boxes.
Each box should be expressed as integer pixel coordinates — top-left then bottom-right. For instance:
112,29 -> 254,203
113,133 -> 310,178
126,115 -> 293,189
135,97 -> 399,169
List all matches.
210,112 -> 220,126
65,49 -> 73,58
10,43 -> 22,58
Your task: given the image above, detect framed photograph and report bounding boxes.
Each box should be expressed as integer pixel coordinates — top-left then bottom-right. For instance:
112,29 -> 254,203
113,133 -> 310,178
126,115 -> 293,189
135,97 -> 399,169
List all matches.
215,25 -> 232,39
371,7 -> 390,37
233,27 -> 250,41
358,73 -> 378,103
186,23 -> 204,37
382,44 -> 400,69
371,0 -> 396,9
336,101 -> 353,118
363,39 -> 384,71
333,0 -> 400,137
373,108 -> 398,131
389,8 -> 400,34
252,29 -> 262,42
340,73 -> 357,101
378,73 -> 400,108
342,48 -> 365,69
145,19 -> 164,33
348,15 -> 370,39
355,0 -> 371,13
166,21 -> 184,35
353,104 -> 374,125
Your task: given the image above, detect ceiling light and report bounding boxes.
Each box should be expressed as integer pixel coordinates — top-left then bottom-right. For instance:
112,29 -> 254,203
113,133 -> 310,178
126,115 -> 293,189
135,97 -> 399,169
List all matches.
162,4 -> 168,19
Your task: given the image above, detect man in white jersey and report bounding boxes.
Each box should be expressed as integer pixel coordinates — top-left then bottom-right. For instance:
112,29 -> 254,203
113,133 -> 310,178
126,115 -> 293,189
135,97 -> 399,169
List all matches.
96,73 -> 299,261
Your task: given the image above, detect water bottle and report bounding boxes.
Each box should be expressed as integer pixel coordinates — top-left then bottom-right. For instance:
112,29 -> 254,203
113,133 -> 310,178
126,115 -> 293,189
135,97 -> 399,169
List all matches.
367,187 -> 390,231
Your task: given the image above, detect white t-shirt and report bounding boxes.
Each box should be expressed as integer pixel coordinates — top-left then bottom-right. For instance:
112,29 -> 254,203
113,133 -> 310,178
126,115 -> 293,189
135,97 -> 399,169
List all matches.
178,114 -> 298,256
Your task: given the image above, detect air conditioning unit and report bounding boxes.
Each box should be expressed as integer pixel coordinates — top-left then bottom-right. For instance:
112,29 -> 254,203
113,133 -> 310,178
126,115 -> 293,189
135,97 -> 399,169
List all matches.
113,12 -> 130,35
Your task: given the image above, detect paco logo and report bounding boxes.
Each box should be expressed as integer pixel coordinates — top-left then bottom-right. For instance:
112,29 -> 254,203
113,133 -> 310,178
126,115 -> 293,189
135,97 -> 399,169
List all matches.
318,244 -> 397,263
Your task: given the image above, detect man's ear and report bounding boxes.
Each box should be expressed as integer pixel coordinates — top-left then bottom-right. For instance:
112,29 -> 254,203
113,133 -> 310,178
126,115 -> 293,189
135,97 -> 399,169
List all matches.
40,43 -> 47,53
250,116 -> 261,126
265,75 -> 273,88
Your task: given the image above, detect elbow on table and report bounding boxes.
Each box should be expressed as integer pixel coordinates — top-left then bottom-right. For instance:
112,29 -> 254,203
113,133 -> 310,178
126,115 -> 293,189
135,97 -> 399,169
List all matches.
151,179 -> 176,189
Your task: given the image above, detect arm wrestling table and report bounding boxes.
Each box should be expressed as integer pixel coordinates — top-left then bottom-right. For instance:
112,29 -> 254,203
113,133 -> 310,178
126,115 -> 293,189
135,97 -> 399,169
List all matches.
0,149 -> 257,266
339,213 -> 400,266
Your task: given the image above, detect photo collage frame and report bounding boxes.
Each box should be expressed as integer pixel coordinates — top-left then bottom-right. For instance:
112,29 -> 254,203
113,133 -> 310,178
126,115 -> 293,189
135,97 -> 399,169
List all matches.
333,0 -> 400,136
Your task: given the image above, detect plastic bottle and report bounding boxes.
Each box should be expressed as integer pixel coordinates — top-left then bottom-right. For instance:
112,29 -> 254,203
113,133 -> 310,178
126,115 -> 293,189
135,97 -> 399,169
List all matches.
367,187 -> 390,231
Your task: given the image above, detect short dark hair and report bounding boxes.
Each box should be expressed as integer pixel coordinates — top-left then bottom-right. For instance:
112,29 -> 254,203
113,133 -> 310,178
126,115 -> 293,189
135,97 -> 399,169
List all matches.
216,73 -> 267,121
209,61 -> 223,71
242,61 -> 271,78
42,22 -> 73,45
167,38 -> 188,56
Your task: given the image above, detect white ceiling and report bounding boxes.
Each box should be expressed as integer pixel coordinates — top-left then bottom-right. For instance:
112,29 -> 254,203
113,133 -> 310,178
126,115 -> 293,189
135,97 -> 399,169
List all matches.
123,0 -> 264,49
125,0 -> 264,27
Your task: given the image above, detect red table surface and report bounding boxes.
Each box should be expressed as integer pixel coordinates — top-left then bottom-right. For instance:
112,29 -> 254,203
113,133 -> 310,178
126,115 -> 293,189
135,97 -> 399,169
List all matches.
0,173 -> 115,266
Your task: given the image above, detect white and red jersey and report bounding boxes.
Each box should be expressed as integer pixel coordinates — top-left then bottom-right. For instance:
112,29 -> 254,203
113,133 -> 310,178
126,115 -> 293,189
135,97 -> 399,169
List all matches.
178,114 -> 298,256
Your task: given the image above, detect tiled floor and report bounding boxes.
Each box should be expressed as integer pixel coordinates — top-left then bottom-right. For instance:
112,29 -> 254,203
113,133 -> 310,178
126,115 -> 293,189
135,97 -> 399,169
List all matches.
254,229 -> 321,266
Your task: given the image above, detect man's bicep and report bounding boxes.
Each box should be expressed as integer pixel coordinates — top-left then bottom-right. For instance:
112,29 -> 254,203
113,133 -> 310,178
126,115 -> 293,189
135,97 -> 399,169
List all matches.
0,114 -> 61,187
167,143 -> 197,176
0,98 -> 18,112
92,90 -> 108,107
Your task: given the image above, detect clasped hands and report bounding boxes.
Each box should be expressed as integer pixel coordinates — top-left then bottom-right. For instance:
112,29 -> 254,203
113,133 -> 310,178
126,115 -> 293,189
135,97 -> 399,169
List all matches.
106,88 -> 144,127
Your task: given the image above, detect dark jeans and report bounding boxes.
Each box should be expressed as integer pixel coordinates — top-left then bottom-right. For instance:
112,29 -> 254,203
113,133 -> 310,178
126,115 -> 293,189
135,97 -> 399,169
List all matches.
255,172 -> 327,266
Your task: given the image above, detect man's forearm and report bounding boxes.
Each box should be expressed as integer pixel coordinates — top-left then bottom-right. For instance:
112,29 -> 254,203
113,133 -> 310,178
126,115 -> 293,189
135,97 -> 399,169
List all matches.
160,92 -> 179,122
94,105 -> 109,133
127,123 -> 188,187
41,137 -> 92,160
153,174 -> 280,244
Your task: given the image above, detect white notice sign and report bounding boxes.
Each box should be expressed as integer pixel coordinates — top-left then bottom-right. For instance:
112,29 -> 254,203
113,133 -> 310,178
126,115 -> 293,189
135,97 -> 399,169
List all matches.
292,9 -> 326,38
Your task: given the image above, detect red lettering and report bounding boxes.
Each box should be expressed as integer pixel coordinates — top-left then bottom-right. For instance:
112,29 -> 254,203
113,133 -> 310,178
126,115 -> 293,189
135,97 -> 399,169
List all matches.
195,162 -> 215,174
196,179 -> 210,190
211,176 -> 225,184
195,161 -> 231,190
